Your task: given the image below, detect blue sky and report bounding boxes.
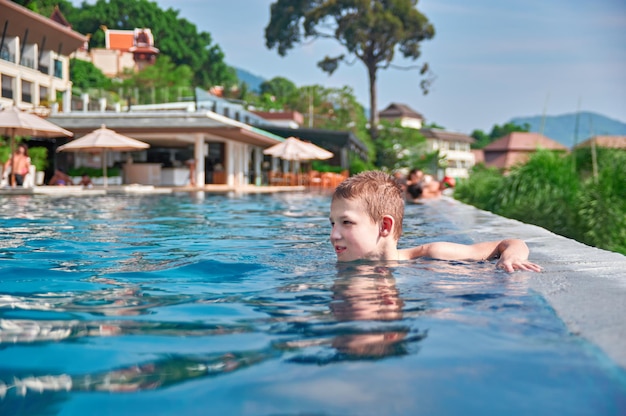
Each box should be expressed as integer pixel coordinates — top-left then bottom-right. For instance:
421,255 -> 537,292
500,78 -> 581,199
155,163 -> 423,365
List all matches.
143,0 -> 625,133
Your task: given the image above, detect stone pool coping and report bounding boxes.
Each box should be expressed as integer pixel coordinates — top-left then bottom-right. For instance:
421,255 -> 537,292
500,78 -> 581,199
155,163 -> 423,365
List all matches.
428,196 -> 626,370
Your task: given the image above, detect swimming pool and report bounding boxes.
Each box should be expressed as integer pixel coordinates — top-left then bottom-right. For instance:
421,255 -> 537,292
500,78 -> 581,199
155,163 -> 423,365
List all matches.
1,192 -> 625,415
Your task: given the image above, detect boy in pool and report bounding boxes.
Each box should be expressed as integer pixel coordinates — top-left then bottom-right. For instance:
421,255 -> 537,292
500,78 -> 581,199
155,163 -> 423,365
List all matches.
330,171 -> 542,272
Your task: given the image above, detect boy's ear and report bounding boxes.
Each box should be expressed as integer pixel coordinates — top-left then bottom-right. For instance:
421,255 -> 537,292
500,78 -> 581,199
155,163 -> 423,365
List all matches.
380,215 -> 394,237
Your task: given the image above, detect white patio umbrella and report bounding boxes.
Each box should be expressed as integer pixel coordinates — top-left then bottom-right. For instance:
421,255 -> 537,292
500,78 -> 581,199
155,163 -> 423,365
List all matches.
263,136 -> 333,185
56,124 -> 149,187
0,106 -> 73,186
263,136 -> 333,161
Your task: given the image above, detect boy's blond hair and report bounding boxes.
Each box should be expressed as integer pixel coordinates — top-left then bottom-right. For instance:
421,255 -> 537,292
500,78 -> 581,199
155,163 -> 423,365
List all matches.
332,170 -> 404,240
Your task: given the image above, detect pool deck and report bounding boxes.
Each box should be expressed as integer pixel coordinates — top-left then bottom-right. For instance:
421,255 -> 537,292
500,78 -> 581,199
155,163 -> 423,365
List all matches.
428,197 -> 626,371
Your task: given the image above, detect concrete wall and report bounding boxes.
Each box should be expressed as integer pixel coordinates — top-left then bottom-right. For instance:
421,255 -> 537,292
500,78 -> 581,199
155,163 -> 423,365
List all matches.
429,197 -> 626,370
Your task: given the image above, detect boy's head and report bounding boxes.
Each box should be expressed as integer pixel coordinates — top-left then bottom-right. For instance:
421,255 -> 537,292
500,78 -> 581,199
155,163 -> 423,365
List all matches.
332,170 -> 404,241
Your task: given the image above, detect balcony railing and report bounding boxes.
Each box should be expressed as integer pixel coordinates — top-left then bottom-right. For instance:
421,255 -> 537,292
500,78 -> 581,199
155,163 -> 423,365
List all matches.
0,51 -> 16,63
20,57 -> 35,69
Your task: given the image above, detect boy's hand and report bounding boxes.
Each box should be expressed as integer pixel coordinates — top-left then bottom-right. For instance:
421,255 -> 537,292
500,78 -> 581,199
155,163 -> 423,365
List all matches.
496,257 -> 542,273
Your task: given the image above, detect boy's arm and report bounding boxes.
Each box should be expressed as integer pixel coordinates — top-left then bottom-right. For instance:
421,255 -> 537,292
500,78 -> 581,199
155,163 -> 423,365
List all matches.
402,239 -> 542,272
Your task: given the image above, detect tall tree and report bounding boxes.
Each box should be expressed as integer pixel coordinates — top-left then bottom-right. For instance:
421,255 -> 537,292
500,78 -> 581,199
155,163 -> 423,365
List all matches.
265,0 -> 434,139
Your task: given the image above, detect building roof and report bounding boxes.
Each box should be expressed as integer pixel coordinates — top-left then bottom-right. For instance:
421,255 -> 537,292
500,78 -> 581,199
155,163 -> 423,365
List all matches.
0,0 -> 87,55
420,128 -> 475,144
258,125 -> 369,161
575,135 -> 626,149
483,132 -> 567,151
250,110 -> 304,125
105,30 -> 135,52
48,111 -> 284,148
378,103 -> 424,120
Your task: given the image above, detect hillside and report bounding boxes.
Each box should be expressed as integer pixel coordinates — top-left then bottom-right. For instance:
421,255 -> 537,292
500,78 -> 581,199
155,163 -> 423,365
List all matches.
235,68 -> 265,93
509,112 -> 626,148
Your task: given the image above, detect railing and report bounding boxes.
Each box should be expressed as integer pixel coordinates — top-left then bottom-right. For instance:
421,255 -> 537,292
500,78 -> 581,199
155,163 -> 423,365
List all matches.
19,57 -> 35,69
0,51 -> 15,63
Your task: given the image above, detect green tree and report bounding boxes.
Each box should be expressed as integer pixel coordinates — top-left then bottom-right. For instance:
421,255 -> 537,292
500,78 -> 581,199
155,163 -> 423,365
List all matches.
259,77 -> 299,109
59,0 -> 236,89
70,58 -> 112,91
374,120 -> 427,171
265,0 -> 434,139
116,56 -> 193,105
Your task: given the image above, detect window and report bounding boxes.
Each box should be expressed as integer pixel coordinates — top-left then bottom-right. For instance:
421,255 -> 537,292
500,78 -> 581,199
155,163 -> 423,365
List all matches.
1,75 -> 14,99
54,59 -> 63,78
40,86 -> 49,104
22,80 -> 33,103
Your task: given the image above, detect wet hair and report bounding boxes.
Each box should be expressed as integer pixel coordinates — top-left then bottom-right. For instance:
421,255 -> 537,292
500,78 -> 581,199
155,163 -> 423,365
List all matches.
332,170 -> 404,240
407,182 -> 423,199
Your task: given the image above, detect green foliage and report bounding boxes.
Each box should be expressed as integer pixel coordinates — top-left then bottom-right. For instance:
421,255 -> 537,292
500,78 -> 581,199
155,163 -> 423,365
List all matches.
575,150 -> 626,254
0,145 -> 10,165
453,164 -> 505,210
471,122 -> 530,149
374,120 -> 427,171
496,150 -> 581,238
67,166 -> 121,177
259,77 -> 298,109
28,147 -> 49,171
454,149 -> 626,255
70,58 -> 112,90
60,0 -> 237,89
265,0 -> 434,136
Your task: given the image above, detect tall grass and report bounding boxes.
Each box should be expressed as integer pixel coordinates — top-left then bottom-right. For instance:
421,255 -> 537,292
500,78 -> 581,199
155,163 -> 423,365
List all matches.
454,149 -> 626,255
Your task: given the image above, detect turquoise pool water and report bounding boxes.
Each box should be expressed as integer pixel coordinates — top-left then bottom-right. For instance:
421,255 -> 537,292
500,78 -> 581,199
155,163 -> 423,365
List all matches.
0,192 -> 625,415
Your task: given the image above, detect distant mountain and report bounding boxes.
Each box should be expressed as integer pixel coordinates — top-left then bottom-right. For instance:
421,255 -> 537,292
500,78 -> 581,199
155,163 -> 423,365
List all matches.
509,112 -> 626,148
235,68 -> 265,93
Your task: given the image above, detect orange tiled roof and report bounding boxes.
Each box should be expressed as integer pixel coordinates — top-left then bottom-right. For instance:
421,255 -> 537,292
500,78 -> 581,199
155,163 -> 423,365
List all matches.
106,30 -> 135,52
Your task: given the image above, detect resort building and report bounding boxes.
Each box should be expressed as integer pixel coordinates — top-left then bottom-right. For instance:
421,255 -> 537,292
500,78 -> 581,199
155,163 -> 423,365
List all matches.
73,27 -> 160,77
379,102 -> 424,129
0,0 -> 86,112
478,132 -> 568,171
2,3 -> 360,189
574,135 -> 626,150
377,102 -> 476,178
419,128 -> 475,179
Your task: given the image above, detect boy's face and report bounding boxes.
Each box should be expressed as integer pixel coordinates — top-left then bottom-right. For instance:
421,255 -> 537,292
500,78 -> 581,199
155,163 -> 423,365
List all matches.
329,197 -> 383,262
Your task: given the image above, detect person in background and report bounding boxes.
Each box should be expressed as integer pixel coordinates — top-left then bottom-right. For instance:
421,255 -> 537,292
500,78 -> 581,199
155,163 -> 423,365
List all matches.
48,169 -> 73,186
3,143 -> 31,187
78,174 -> 93,187
329,170 -> 542,272
186,158 -> 197,187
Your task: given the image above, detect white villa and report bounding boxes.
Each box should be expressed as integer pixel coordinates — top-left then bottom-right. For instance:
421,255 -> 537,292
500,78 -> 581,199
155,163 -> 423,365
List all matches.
378,102 -> 475,178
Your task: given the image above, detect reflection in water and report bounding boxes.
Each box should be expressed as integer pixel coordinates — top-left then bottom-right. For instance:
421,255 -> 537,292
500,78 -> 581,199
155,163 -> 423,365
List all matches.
0,264 -> 429,398
280,263 -> 427,363
0,350 -> 275,397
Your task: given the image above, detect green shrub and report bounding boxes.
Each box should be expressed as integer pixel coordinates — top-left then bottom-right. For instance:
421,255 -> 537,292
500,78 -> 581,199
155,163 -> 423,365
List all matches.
67,166 -> 121,177
454,149 -> 626,255
28,147 -> 49,171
